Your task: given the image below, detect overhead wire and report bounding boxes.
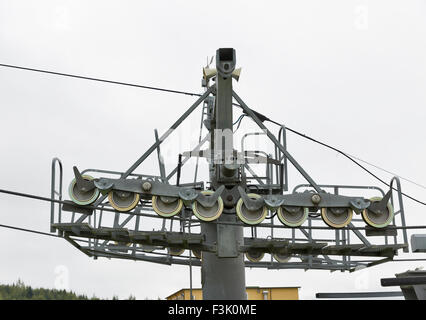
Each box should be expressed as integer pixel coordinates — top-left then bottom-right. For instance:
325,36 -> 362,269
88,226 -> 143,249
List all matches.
0,223 -> 60,238
235,104 -> 426,205
2,63 -> 426,277
233,114 -> 245,133
5,215 -> 423,264
1,187 -> 426,230
1,219 -> 426,265
232,114 -> 244,125
0,63 -> 202,97
0,186 -> 425,265
1,62 -> 425,205
267,118 -> 426,206
1,186 -> 426,232
341,153 -> 426,190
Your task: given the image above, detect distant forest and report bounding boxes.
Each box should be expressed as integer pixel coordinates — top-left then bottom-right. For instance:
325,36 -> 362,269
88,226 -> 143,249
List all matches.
0,280 -> 136,300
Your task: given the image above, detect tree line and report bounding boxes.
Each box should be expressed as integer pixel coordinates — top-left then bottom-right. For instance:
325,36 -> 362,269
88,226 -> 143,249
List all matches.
0,280 -> 137,300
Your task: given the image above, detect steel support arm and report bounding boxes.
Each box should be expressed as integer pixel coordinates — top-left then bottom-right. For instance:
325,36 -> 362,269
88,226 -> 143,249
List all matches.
232,90 -> 322,193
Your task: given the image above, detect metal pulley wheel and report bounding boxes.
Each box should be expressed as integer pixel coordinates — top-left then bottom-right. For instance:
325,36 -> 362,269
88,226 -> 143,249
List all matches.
111,241 -> 131,253
236,193 -> 268,225
321,207 -> 353,228
277,206 -> 308,227
68,175 -> 100,205
192,250 -> 202,259
192,190 -> 224,222
108,190 -> 140,212
139,244 -> 156,253
113,241 -> 131,246
273,253 -> 291,263
245,250 -> 265,262
362,197 -> 394,228
152,195 -> 183,217
168,247 -> 185,256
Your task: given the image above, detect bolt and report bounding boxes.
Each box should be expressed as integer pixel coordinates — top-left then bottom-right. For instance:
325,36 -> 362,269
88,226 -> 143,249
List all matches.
311,194 -> 321,204
142,181 -> 152,191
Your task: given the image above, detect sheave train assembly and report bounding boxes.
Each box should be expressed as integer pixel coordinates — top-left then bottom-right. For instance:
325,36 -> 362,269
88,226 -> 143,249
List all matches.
50,48 -> 410,299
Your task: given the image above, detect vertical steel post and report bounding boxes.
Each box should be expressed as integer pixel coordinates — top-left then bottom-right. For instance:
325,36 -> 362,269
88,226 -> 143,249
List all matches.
201,48 -> 247,300
201,216 -> 246,300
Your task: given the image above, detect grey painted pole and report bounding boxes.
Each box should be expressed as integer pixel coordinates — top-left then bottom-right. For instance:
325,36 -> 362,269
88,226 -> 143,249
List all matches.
201,48 -> 247,300
201,216 -> 246,300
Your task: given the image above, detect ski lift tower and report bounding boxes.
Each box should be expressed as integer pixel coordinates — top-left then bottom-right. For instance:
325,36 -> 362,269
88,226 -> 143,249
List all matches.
50,48 -> 411,300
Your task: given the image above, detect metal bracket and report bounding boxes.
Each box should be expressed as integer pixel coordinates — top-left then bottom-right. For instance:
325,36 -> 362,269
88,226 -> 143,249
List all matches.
178,188 -> 199,202
73,166 -> 95,192
349,198 -> 371,212
237,186 -> 264,211
94,178 -> 114,194
264,195 -> 285,209
368,189 -> 392,214
196,185 -> 225,208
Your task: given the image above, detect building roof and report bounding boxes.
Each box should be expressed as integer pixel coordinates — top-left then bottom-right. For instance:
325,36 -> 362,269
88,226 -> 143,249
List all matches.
166,286 -> 300,299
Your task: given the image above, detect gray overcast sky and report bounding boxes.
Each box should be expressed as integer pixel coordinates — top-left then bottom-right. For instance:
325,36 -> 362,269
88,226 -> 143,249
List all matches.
0,0 -> 425,299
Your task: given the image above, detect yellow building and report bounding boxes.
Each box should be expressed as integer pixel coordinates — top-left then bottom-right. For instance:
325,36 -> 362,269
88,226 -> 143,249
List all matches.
166,287 -> 299,300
